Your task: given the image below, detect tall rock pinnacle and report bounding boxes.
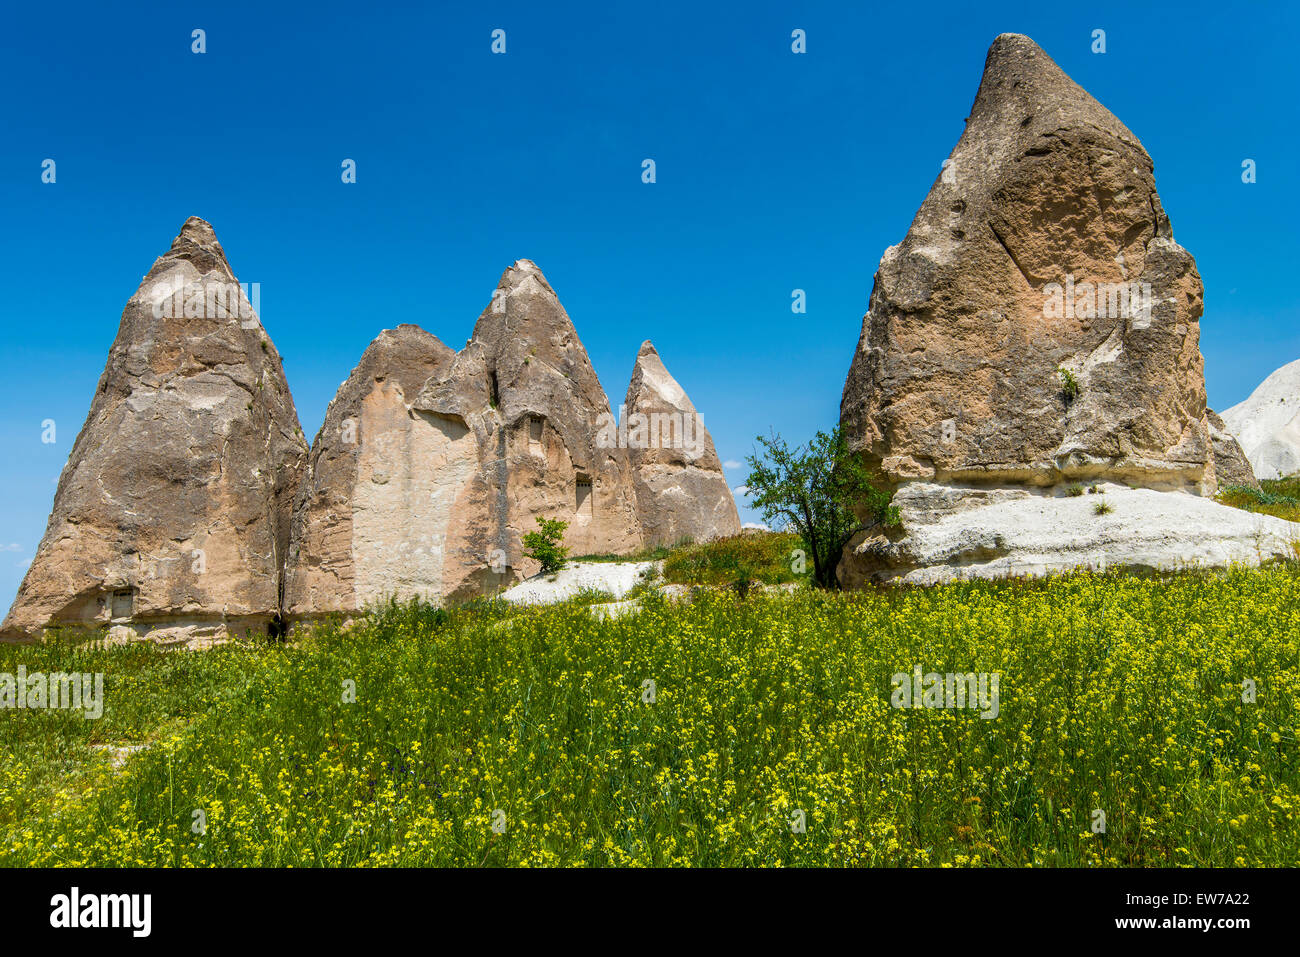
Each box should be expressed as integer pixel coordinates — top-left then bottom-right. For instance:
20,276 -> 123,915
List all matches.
840,34 -> 1211,492
833,35 -> 1267,588
623,340 -> 740,546
409,260 -> 644,596
1,217 -> 307,642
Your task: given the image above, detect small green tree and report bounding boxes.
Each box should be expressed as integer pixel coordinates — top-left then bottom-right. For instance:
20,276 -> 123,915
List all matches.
744,426 -> 898,590
523,516 -> 569,573
1058,367 -> 1080,405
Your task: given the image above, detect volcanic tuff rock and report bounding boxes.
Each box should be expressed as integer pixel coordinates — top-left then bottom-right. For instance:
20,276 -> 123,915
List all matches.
411,259 -> 645,595
622,341 -> 740,546
837,34 -> 1243,586
1206,409 -> 1260,490
1221,359 -> 1300,480
1,217 -> 307,642
7,235 -> 744,634
840,34 -> 1211,493
283,325 -> 458,616
837,482 -> 1300,588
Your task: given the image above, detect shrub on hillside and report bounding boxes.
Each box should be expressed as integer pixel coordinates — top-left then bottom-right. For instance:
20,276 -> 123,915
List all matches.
523,517 -> 569,574
744,426 -> 898,590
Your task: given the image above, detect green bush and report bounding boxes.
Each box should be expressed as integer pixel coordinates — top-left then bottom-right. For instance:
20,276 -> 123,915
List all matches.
1058,367 -> 1080,404
522,517 -> 569,573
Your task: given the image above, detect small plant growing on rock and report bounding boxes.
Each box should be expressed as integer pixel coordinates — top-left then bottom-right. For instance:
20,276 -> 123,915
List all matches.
1058,367 -> 1080,405
523,516 -> 569,573
1087,484 -> 1101,494
1066,484 -> 1085,497
1093,501 -> 1114,516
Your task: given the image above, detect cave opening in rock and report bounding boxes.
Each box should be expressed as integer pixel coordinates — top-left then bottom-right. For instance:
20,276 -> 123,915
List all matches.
575,474 -> 593,516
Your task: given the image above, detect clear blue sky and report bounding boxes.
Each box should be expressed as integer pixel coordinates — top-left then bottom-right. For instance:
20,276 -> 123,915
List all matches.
2,0 -> 1298,606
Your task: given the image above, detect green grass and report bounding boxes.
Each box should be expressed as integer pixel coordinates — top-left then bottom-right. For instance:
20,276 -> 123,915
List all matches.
565,587 -> 619,607
3,565 -> 1298,867
661,531 -> 811,587
1219,477 -> 1300,524
570,545 -> 676,563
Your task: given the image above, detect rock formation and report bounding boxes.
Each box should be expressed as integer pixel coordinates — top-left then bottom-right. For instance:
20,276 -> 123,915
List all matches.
283,325 -> 458,616
284,271 -> 746,619
1206,409 -> 1260,489
838,35 -> 1295,585
1,217 -> 307,642
837,481 -> 1298,588
621,341 -> 740,546
841,33 -> 1210,493
408,259 -> 645,597
1221,360 -> 1300,480
4,230 -> 747,638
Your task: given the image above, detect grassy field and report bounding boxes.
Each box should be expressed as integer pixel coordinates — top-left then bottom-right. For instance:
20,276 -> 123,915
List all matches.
3,559 -> 1298,867
660,531 -> 810,588
1218,477 -> 1300,523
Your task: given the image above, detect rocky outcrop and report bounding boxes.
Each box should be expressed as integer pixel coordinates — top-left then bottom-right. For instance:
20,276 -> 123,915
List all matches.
5,237 -> 746,635
410,259 -> 645,598
1,217 -> 307,642
1206,409 -> 1260,490
838,482 -> 1300,588
283,325 -> 458,616
622,341 -> 740,546
837,34 -> 1243,586
1221,360 -> 1300,480
841,34 -> 1211,495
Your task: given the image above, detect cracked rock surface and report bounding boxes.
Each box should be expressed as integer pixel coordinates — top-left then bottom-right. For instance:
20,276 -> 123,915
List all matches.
840,34 -> 1211,493
1,217 -> 306,639
837,34 -> 1259,586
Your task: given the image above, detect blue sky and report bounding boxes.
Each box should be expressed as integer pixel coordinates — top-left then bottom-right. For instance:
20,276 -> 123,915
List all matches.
2,0 -> 1298,606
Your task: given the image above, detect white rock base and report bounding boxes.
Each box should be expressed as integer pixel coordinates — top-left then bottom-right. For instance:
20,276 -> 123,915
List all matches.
839,482 -> 1300,586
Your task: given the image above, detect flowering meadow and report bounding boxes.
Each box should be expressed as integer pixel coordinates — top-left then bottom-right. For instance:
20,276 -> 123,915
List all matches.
2,565 -> 1298,867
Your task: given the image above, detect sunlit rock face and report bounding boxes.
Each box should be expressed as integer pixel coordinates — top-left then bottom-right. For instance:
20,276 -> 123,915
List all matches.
2,217 -> 307,642
1205,409 -> 1259,490
7,233 -> 743,635
283,324 -> 462,617
838,35 -> 1236,587
410,260 -> 645,599
1221,360 -> 1300,481
622,340 -> 739,547
840,33 -> 1211,494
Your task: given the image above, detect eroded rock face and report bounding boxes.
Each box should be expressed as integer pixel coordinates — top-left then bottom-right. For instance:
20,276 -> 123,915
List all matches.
283,325 -> 459,616
1,217 -> 307,641
1206,409 -> 1260,490
840,33 -> 1211,494
412,260 -> 644,597
837,34 -> 1226,586
1221,360 -> 1300,480
622,341 -> 739,546
9,240 -> 741,629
